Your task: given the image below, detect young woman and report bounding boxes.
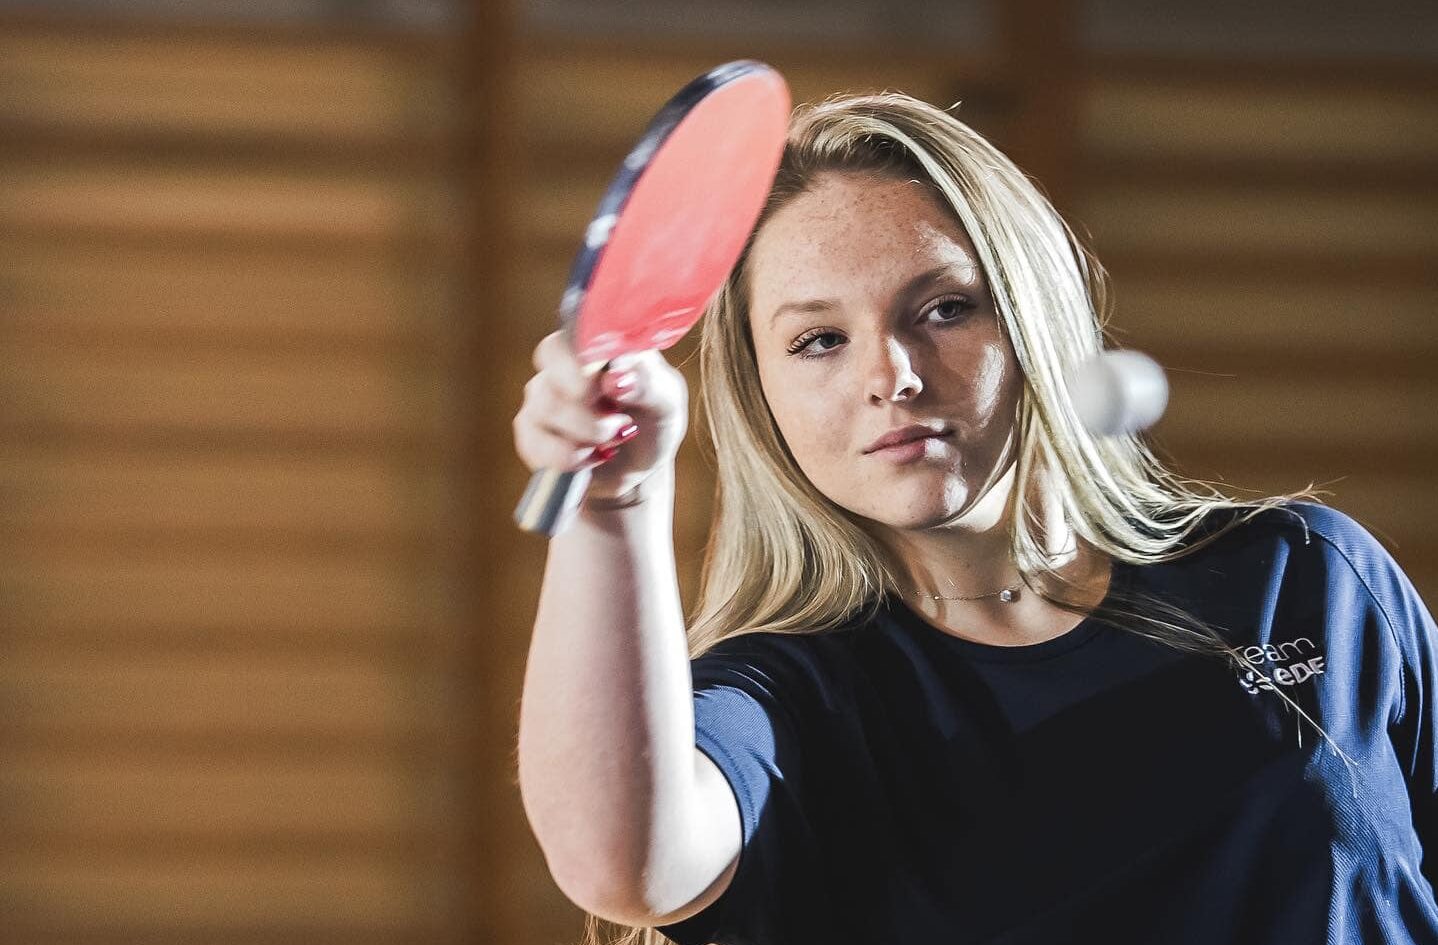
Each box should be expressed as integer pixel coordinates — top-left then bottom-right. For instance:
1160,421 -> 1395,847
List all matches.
512,93 -> 1438,945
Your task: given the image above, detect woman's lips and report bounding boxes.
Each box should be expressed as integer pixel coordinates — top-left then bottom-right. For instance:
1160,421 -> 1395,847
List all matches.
864,424 -> 950,453
870,432 -> 951,463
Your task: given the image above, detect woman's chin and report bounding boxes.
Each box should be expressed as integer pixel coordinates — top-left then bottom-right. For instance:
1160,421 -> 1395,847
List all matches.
858,497 -> 970,532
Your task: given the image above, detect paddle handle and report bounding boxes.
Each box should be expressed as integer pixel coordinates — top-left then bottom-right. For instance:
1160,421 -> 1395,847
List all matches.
514,465 -> 594,536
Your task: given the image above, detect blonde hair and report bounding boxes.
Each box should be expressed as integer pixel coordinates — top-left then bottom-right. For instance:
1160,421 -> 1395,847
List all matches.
581,91 -> 1335,945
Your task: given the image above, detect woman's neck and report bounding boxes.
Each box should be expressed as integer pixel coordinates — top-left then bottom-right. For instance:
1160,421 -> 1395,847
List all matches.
881,464 -> 1112,648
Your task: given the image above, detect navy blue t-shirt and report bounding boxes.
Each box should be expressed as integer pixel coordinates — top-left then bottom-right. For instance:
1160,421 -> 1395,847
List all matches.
658,503 -> 1438,944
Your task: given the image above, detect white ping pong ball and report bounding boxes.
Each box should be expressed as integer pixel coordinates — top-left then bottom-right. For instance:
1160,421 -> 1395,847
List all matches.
1069,349 -> 1169,436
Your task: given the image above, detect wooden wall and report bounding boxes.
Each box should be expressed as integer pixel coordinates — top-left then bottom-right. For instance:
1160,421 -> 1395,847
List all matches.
0,14 -> 491,944
0,7 -> 1434,945
1072,57 -> 1438,593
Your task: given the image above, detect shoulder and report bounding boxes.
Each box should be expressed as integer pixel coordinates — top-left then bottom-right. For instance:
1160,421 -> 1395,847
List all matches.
1132,502 -> 1414,637
1190,500 -> 1411,598
1190,500 -> 1390,572
1264,500 -> 1384,556
1280,502 -> 1411,592
1193,501 -> 1426,644
1276,502 -> 1431,635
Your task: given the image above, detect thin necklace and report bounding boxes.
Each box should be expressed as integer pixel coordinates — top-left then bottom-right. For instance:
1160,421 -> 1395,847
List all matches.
920,582 -> 1022,604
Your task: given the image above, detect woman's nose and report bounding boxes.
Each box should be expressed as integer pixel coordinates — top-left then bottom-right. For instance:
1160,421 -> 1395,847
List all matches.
867,337 -> 923,404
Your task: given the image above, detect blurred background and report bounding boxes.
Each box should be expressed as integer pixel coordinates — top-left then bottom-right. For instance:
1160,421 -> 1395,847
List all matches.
0,1 -> 1434,943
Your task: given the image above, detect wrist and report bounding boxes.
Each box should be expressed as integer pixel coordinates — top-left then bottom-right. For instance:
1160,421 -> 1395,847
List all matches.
584,481 -> 649,511
583,466 -> 673,513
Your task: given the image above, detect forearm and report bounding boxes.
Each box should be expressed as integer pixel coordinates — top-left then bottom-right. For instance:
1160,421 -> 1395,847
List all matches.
516,467 -> 700,907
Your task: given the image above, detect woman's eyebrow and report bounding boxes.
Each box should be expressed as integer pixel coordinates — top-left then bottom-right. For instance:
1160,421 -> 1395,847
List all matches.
889,263 -> 985,311
904,263 -> 982,294
768,298 -> 838,328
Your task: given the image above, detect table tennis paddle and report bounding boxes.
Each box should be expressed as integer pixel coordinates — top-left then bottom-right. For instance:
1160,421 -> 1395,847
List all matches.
514,60 -> 790,535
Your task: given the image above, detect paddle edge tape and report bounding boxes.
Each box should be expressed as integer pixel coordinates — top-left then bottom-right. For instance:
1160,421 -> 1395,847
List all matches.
557,60 -> 790,335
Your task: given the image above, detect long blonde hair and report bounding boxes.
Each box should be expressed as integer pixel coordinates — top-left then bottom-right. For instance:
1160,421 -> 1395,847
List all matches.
581,91 -> 1330,945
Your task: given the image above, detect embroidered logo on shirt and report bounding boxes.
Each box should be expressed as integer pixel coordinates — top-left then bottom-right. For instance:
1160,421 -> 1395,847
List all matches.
1236,637 -> 1327,695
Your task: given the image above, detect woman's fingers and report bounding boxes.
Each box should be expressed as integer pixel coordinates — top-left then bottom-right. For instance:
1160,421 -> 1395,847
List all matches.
514,368 -> 636,472
530,393 -> 634,448
598,362 -> 644,409
602,350 -> 686,416
513,405 -> 632,470
530,332 -> 680,414
531,331 -> 592,400
513,422 -> 608,472
514,332 -> 689,479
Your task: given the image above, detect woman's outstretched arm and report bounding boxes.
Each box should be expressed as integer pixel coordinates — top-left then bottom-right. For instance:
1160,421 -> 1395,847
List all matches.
512,334 -> 740,926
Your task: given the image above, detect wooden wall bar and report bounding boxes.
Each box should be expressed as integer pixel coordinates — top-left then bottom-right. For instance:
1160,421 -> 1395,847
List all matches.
456,1 -> 530,943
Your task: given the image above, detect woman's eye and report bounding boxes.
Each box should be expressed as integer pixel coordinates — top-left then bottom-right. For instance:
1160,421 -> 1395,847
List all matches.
787,331 -> 845,357
923,296 -> 973,323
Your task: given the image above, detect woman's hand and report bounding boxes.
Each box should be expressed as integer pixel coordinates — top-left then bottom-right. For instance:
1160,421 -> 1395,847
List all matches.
513,331 -> 689,502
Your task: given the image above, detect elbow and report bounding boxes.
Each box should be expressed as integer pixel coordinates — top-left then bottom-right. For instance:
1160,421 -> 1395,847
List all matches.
517,755 -> 706,926
544,851 -> 663,927
518,784 -> 649,921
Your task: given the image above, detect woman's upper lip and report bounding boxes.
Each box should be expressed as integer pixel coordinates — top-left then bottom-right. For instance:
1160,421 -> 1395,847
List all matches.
864,424 -> 950,453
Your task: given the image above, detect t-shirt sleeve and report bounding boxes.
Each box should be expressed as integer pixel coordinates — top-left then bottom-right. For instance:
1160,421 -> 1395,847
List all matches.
657,637 -> 819,945
1379,558 -> 1438,891
1321,511 -> 1438,891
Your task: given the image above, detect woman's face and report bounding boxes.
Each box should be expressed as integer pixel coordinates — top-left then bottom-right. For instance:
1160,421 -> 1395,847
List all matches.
746,171 -> 1023,532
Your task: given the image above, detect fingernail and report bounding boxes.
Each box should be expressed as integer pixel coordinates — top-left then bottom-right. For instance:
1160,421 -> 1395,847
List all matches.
603,371 -> 639,405
615,423 -> 639,442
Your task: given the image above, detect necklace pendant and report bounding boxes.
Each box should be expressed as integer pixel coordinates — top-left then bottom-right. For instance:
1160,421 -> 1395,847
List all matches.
998,587 -> 1019,603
